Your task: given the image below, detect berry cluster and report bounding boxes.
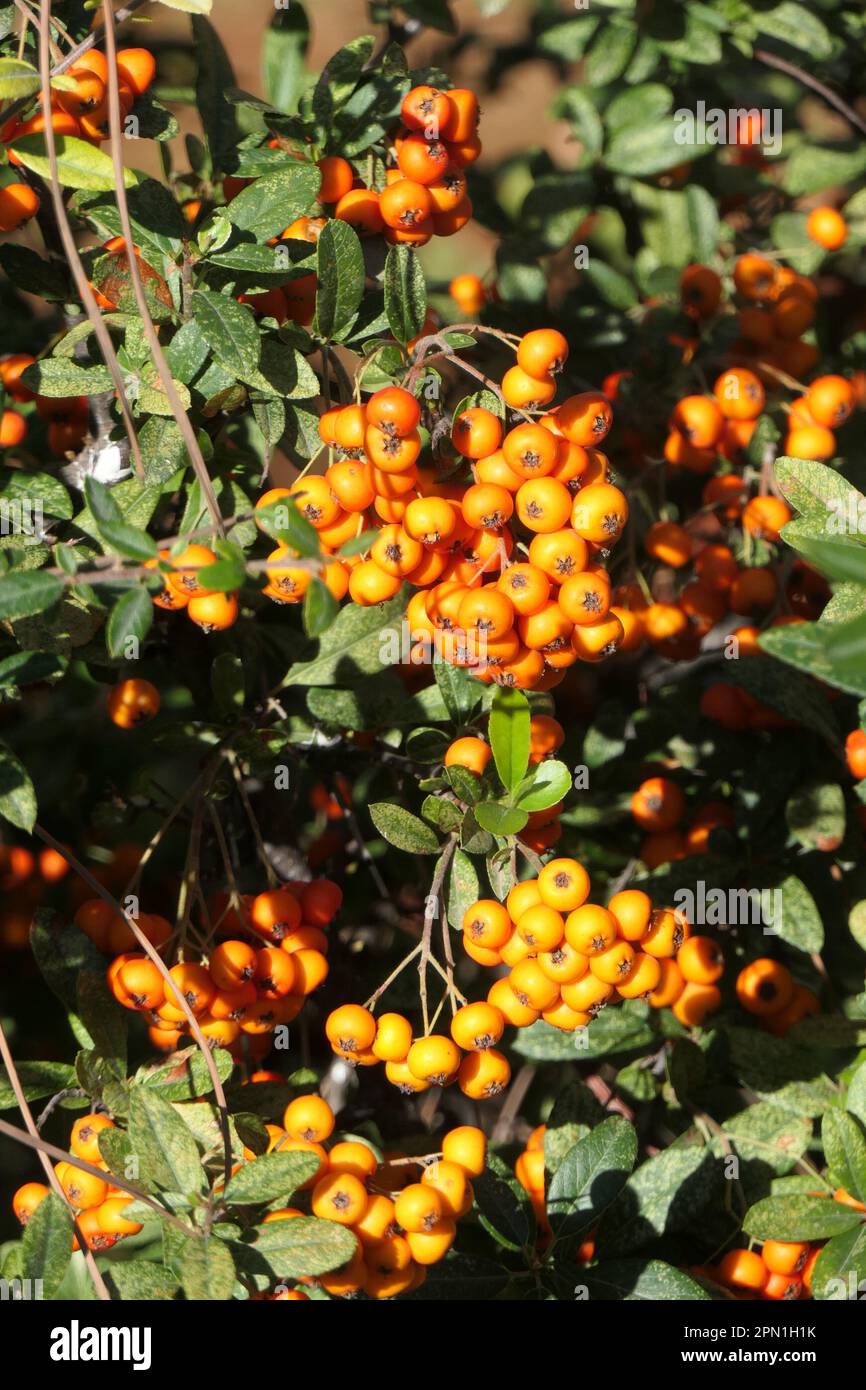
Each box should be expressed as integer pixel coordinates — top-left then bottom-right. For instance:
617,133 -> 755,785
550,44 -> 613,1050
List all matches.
225,82 -> 481,327
461,877 -> 726,1033
73,879 -> 340,1058
0,352 -> 90,461
259,346 -> 627,694
323,876 -> 726,1103
514,1120 -> 853,1302
246,1096 -> 486,1299
12,1112 -> 142,1253
0,47 -> 156,236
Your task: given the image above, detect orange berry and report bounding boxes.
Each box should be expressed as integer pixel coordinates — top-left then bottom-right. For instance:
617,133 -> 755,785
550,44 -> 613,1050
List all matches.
107,678 -> 160,729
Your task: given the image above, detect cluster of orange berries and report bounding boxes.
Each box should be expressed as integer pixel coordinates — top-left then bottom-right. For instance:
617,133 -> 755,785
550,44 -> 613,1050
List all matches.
0,47 -> 155,234
735,957 -> 819,1037
246,1096 -> 486,1299
609,494 -> 829,678
0,839 -> 69,948
259,340 -> 629,693
12,1111 -> 143,1253
700,1239 -> 825,1302
322,883 -> 726,1104
678,254 -> 860,459
462,875 -> 726,1033
0,352 -> 90,458
143,543 -> 241,633
629,774 -> 735,871
73,878 -> 340,1057
225,83 -> 480,328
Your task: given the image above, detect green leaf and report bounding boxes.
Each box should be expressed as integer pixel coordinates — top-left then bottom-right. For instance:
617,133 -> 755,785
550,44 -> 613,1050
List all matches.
583,259 -> 638,310
446,848 -> 479,929
810,1224 -> 866,1300
262,5 -> 310,113
384,244 -> 427,345
0,739 -> 36,832
109,1261 -> 180,1300
744,1195 -> 863,1242
20,1191 -> 73,1299
488,686 -> 530,794
256,496 -> 320,557
686,184 -> 719,262
786,781 -> 845,853
106,588 -> 154,659
544,1081 -> 605,1178
514,1002 -> 655,1062
227,163 -> 320,241
225,1151 -> 319,1204
760,620 -> 866,700
775,456 -> 865,525
282,590 -> 407,687
0,56 -> 40,100
406,1253 -> 510,1300
249,1214 -> 357,1277
127,1090 -> 207,1197
0,571 -> 62,623
8,135 -> 136,191
582,1259 -> 710,1301
848,1060 -> 866,1128
21,357 -> 113,397
782,529 -> 866,587
771,874 -> 825,954
598,1146 -> 720,1257
475,802 -> 528,835
77,970 -> 127,1075
584,19 -> 636,85
727,652 -> 839,744
192,289 -> 260,379
754,3 -> 833,60
314,219 -> 365,340
303,578 -> 338,637
515,760 -> 572,812
432,655 -> 482,724
179,1233 -> 236,1301
0,1061 -> 76,1111
606,118 -> 683,177
192,14 -> 238,175
136,1045 -> 234,1102
548,1117 -> 637,1248
473,1152 -> 533,1252
369,802 -> 441,854
822,1110 -> 866,1205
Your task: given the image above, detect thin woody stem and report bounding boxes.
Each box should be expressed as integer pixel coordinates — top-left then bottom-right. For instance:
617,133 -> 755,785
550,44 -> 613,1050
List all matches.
102,0 -> 224,534
35,0 -> 144,479
418,836 -> 457,1035
0,1023 -> 112,1300
32,825 -> 234,1190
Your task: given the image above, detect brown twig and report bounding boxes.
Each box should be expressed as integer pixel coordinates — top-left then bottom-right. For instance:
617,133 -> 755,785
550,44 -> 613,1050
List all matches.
101,0 -> 224,534
33,824 -> 234,1190
0,1113 -> 190,1232
418,837 -> 457,1035
0,1022 -> 111,1300
754,48 -> 866,140
35,0 -> 144,478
